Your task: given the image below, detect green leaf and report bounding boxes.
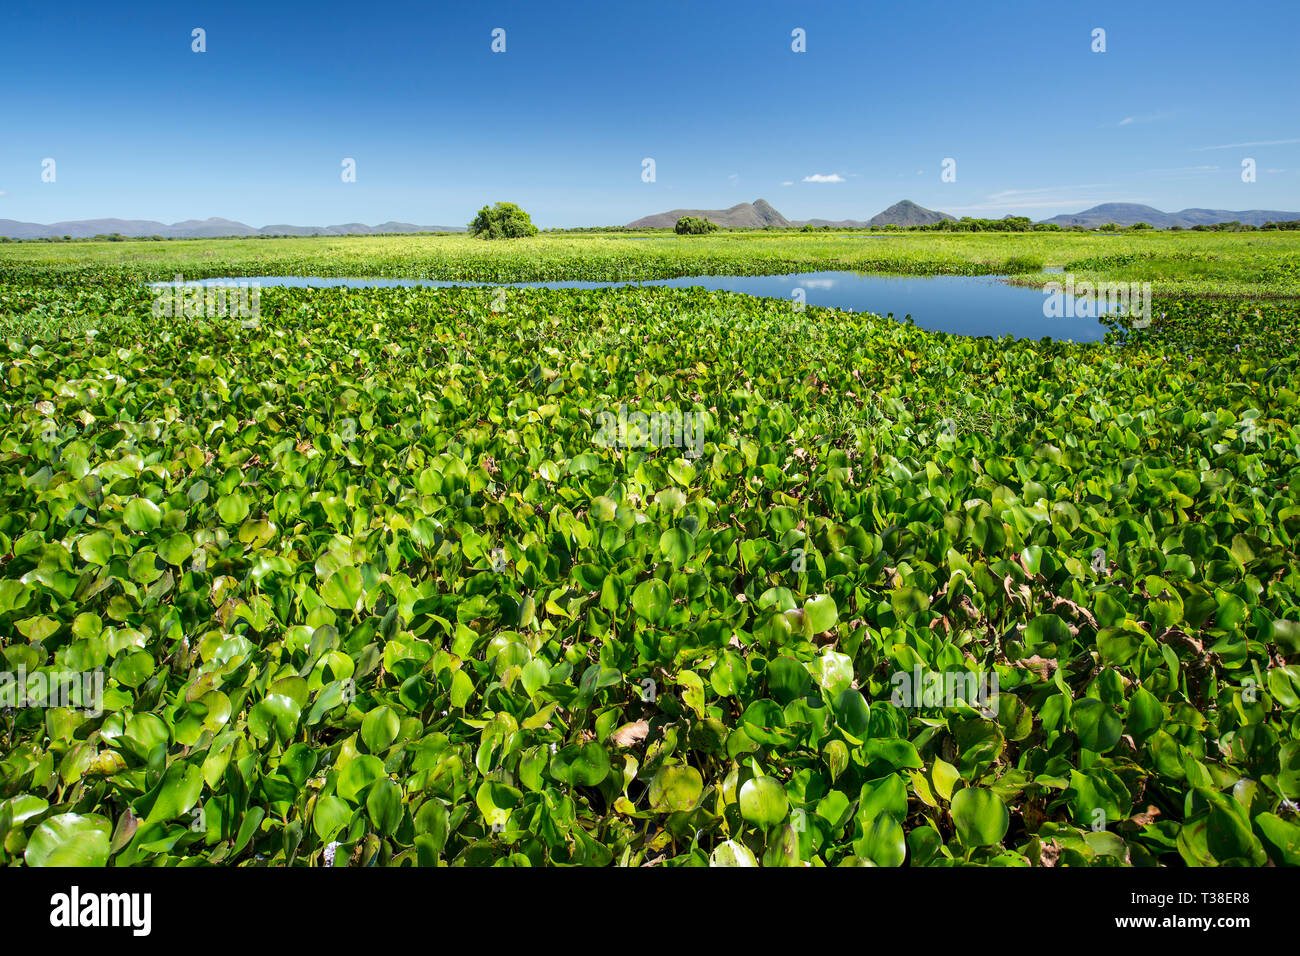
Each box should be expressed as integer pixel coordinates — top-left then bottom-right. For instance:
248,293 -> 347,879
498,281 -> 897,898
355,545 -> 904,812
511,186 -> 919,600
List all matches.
857,812 -> 906,867
124,497 -> 162,532
950,787 -> 1009,847
366,778 -> 404,835
648,765 -> 703,813
631,578 -> 670,622
313,795 -> 353,843
804,594 -> 838,634
710,651 -> 747,697
77,530 -> 113,566
739,775 -> 789,829
1071,698 -> 1122,753
321,567 -> 363,612
658,528 -> 694,569
143,762 -> 203,825
159,531 -> 195,566
25,813 -> 112,866
361,705 -> 400,753
550,742 -> 610,787
710,839 -> 758,867
337,755 -> 386,803
216,492 -> 249,524
833,688 -> 871,741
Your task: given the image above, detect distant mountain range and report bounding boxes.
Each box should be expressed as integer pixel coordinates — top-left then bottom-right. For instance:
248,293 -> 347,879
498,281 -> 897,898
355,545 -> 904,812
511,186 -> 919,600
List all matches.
0,217 -> 466,239
628,198 -> 1300,230
1037,203 -> 1300,228
801,200 -> 957,229
5,201 -> 1297,240
626,200 -> 792,229
625,198 -> 956,230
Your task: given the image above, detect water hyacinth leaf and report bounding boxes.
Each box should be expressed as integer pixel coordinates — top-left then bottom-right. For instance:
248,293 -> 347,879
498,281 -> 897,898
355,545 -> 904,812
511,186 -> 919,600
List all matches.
804,594 -> 838,634
25,813 -> 112,867
858,774 -> 908,826
550,742 -> 611,787
931,759 -> 961,802
216,493 -> 249,524
361,705 -> 401,753
763,824 -> 802,867
813,651 -> 854,698
1024,613 -> 1070,647
475,780 -> 521,825
950,788 -> 1009,847
833,689 -> 871,741
337,755 -> 386,803
142,762 -> 204,825
658,528 -> 694,568
520,659 -> 550,698
766,655 -> 811,704
857,812 -> 906,867
1072,698 -> 1123,753
158,532 -> 195,566
249,694 -> 302,745
313,795 -> 352,842
1271,620 -> 1300,653
648,765 -> 704,813
414,799 -> 450,852
321,567 -> 363,611
124,498 -> 162,532
739,775 -> 789,829
710,651 -> 747,697
1127,687 -> 1164,740
366,778 -> 404,835
631,578 -> 670,622
710,840 -> 758,867
77,530 -> 113,566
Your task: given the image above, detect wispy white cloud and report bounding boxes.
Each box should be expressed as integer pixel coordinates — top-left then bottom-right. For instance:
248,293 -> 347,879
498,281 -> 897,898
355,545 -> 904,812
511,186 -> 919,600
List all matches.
802,173 -> 845,183
1194,137 -> 1300,151
944,197 -> 1147,213
1143,165 -> 1218,174
984,184 -> 1110,201
781,180 -> 794,186
1118,111 -> 1174,126
939,183 -> 1132,214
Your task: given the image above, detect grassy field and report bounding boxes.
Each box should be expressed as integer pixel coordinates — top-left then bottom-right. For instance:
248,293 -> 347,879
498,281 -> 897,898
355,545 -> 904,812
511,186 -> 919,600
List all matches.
4,229 -> 1300,297
0,235 -> 1298,867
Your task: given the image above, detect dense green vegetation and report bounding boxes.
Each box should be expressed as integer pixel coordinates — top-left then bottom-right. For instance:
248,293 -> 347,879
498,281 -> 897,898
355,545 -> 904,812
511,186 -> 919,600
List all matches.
0,234 -> 1298,867
3,231 -> 1297,299
467,203 -> 538,240
675,217 -> 719,235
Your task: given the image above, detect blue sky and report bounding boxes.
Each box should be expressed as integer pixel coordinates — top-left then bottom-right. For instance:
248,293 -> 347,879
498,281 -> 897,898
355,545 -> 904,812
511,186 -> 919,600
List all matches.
2,0 -> 1297,227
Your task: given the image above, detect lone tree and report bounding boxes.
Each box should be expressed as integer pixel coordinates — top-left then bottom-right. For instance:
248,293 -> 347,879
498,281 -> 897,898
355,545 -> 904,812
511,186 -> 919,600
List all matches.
675,215 -> 717,235
468,202 -> 538,239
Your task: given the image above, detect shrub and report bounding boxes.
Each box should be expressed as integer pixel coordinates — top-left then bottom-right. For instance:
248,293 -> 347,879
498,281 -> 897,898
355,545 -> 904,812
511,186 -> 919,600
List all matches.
468,202 -> 539,239
675,216 -> 717,235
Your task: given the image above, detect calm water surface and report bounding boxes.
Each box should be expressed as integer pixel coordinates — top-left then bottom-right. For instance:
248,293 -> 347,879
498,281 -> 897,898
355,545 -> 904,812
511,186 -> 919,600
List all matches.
153,271 -> 1110,341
